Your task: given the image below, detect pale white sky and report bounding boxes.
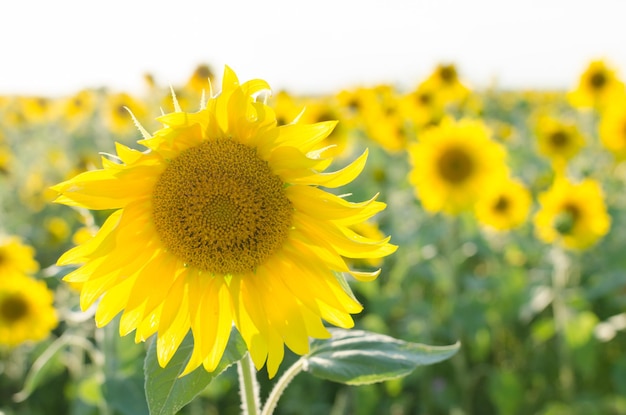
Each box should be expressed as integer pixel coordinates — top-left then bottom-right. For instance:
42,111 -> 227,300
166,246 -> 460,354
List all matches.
2,0 -> 625,96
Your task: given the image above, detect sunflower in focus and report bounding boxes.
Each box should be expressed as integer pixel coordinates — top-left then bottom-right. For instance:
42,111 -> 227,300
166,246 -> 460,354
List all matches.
408,118 -> 508,215
0,274 -> 58,347
599,97 -> 626,160
568,59 -> 625,110
53,66 -> 396,378
535,116 -> 585,169
534,177 -> 610,250
0,236 -> 39,277
474,177 -> 532,231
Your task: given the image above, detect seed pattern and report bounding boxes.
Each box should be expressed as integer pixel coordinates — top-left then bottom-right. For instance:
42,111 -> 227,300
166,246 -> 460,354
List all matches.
152,139 -> 293,274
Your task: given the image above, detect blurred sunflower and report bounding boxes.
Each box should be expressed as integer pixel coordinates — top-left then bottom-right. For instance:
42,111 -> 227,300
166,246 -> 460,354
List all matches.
474,177 -> 532,231
59,89 -> 97,130
408,118 -> 508,215
568,59 -> 625,110
103,92 -> 148,137
0,145 -> 12,175
0,236 -> 39,277
363,101 -> 410,153
0,274 -> 58,347
53,66 -> 396,378
535,116 -> 585,169
19,96 -> 53,124
184,63 -> 216,95
599,98 -> 626,160
534,177 -> 610,250
335,86 -> 377,128
359,86 -> 411,153
398,82 -> 444,129
420,63 -> 470,104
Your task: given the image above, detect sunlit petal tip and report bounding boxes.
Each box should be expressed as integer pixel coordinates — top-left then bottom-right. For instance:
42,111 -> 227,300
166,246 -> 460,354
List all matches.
169,85 -> 183,113
124,106 -> 152,139
349,268 -> 382,282
221,65 -> 240,92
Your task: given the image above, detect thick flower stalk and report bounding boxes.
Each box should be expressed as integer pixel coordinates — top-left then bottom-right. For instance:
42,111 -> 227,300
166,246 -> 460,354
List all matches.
52,66 -> 396,377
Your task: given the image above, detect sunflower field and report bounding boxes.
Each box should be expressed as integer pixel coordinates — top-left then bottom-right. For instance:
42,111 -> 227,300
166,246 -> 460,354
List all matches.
2,59 -> 626,415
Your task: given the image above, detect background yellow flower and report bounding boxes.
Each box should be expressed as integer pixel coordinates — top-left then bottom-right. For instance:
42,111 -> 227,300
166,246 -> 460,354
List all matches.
0,236 -> 39,277
474,177 -> 532,231
408,118 -> 508,215
568,59 -> 625,110
0,274 -> 58,347
534,177 -> 611,250
534,115 -> 585,169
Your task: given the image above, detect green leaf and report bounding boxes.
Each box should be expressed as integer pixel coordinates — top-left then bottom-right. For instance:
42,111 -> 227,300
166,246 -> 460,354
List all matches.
144,327 -> 247,415
304,328 -> 460,385
105,375 -> 149,415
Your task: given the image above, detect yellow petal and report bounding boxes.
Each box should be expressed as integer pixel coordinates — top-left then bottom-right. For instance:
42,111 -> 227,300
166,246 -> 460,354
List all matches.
291,149 -> 368,188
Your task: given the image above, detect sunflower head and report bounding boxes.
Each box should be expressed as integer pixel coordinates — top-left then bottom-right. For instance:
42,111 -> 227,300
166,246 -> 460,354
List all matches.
474,177 -> 532,231
185,63 -> 216,95
535,116 -> 585,167
569,59 -> 625,110
408,118 -> 508,215
421,63 -> 470,103
0,236 -> 39,277
0,274 -> 58,347
52,66 -> 396,378
534,177 -> 611,250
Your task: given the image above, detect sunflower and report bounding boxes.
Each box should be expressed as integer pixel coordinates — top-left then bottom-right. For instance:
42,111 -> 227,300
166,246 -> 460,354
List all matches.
103,92 -> 148,137
408,118 -> 508,215
0,236 -> 39,278
599,97 -> 626,160
184,63 -> 216,96
534,177 -> 610,250
59,89 -> 97,130
19,96 -> 53,124
534,115 -> 585,168
568,59 -> 625,110
363,101 -> 410,153
398,82 -> 444,129
52,66 -> 396,378
420,63 -> 470,104
0,274 -> 58,347
474,177 -> 532,231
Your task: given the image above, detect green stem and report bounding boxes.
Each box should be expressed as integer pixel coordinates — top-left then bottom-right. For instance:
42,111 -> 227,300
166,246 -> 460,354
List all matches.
550,246 -> 574,400
261,358 -> 305,415
442,215 -> 473,413
238,353 -> 261,415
